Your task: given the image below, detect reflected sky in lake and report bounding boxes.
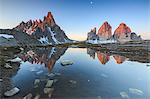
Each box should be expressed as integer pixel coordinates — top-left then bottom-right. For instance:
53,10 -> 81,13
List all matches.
1,47 -> 150,99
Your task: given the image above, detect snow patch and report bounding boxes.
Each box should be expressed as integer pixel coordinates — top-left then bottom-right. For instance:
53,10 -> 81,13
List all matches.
48,27 -> 60,44
25,27 -> 35,35
120,92 -> 129,99
87,39 -> 117,44
38,36 -> 50,44
0,34 -> 14,39
129,88 -> 144,96
64,38 -> 71,43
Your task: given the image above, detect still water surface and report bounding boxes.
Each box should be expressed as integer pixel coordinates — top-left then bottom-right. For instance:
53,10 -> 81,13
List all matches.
1,47 -> 150,99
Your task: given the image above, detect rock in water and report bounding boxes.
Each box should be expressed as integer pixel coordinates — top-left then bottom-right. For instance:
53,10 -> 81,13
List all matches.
34,79 -> 40,85
120,92 -> 129,99
47,73 -> 55,77
44,88 -> 54,94
34,94 -> 40,99
129,88 -> 144,96
4,63 -> 12,69
69,80 -> 77,84
23,93 -> 32,99
44,88 -> 54,98
36,70 -> 43,75
4,87 -> 20,97
61,60 -> 73,66
45,80 -> 53,87
0,79 -> 3,82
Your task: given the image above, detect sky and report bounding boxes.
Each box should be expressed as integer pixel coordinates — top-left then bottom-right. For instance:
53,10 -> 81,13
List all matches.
0,0 -> 149,40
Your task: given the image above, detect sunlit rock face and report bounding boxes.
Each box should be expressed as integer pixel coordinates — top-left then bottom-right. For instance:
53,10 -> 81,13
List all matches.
114,23 -> 131,42
113,23 -> 142,42
97,52 -> 110,64
87,27 -> 99,40
15,12 -> 56,35
14,12 -> 71,44
113,55 -> 126,64
114,23 -> 131,36
97,21 -> 112,40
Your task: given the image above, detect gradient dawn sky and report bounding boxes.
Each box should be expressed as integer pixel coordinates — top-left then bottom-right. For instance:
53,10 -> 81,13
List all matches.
0,0 -> 149,40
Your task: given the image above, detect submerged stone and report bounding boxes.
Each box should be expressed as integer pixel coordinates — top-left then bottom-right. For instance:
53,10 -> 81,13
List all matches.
97,96 -> 103,99
34,94 -> 40,99
36,70 -> 43,75
120,92 -> 129,99
23,93 -> 32,99
44,88 -> 54,98
45,80 -> 53,87
129,88 -> 144,96
4,63 -> 12,69
69,80 -> 77,84
54,72 -> 61,76
44,88 -> 54,94
4,87 -> 20,97
101,73 -> 108,78
47,73 -> 55,77
34,79 -> 40,85
0,79 -> 3,82
61,60 -> 73,66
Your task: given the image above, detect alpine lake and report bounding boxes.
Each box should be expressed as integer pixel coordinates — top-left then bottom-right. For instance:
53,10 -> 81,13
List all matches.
0,44 -> 150,99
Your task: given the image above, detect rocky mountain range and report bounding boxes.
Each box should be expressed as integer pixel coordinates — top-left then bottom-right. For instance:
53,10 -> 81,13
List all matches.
0,12 -> 71,46
87,21 -> 142,43
0,13 -> 143,46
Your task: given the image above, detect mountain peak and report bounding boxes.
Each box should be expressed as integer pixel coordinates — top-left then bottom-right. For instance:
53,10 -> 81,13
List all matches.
45,11 -> 56,26
47,12 -> 52,18
13,11 -> 70,44
114,23 -> 131,35
103,21 -> 109,24
120,23 -> 126,25
15,11 -> 57,34
97,21 -> 112,39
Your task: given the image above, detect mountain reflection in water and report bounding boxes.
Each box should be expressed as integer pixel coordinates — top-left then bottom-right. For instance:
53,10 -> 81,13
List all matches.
18,47 -> 67,71
87,48 -> 126,65
0,47 -> 149,99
